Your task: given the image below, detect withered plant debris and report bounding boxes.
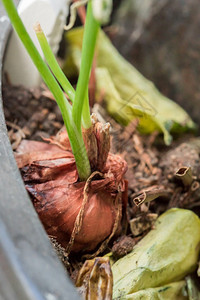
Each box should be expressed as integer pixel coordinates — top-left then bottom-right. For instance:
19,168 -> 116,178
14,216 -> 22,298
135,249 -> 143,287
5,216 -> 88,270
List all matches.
3,83 -> 200,284
76,257 -> 113,300
129,213 -> 158,236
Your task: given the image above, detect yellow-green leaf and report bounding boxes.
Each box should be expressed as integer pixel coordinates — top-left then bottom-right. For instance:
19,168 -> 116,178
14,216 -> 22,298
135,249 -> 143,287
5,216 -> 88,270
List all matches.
125,281 -> 187,300
64,28 -> 196,145
111,208 -> 200,299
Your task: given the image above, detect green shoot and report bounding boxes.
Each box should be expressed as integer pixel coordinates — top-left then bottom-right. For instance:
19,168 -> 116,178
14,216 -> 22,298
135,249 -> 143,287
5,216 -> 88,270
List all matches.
2,0 -> 101,180
72,0 -> 99,132
34,23 -> 91,130
34,23 -> 75,103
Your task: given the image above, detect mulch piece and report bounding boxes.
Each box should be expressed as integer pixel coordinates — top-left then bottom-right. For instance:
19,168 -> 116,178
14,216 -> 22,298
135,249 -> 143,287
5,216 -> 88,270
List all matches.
3,82 -> 200,278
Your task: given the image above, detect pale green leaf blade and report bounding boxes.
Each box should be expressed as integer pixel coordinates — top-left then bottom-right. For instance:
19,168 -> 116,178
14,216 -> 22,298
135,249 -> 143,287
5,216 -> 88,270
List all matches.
64,27 -> 196,145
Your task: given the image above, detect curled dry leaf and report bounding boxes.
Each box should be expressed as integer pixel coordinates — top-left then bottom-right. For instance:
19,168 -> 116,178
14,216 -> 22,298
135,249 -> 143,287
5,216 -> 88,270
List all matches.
76,257 -> 113,300
15,120 -> 127,253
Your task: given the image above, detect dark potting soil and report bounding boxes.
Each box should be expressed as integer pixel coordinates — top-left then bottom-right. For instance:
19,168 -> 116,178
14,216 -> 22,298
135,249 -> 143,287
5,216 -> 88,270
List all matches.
2,80 -> 200,278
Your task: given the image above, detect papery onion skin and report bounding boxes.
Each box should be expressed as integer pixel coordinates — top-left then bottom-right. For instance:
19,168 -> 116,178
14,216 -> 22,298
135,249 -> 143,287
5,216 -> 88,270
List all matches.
16,138 -> 127,253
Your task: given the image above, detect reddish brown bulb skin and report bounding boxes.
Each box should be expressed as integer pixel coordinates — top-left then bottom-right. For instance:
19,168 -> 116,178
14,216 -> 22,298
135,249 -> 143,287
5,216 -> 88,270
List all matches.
16,131 -> 127,253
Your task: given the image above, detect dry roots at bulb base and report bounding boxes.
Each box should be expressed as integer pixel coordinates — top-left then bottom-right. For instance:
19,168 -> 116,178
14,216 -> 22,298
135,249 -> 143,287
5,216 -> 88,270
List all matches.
15,116 -> 128,254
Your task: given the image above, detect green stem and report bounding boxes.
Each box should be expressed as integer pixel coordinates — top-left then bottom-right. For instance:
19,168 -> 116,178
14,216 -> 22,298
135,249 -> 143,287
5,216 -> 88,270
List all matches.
3,0 -> 91,180
34,23 -> 75,102
35,23 -> 91,129
65,116 -> 91,180
72,1 -> 99,131
2,0 -> 71,113
82,92 -> 92,129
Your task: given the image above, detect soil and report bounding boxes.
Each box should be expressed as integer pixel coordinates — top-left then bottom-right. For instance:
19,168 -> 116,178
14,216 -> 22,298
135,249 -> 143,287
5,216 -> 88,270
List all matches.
3,80 -> 200,280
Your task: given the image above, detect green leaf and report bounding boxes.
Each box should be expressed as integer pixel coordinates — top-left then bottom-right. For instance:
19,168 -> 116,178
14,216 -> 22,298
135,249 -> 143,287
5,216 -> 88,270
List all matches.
111,208 -> 200,299
64,28 -> 196,145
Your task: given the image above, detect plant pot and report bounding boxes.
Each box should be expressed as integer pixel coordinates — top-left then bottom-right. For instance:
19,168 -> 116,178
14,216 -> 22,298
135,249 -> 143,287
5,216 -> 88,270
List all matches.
0,1 -> 80,299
